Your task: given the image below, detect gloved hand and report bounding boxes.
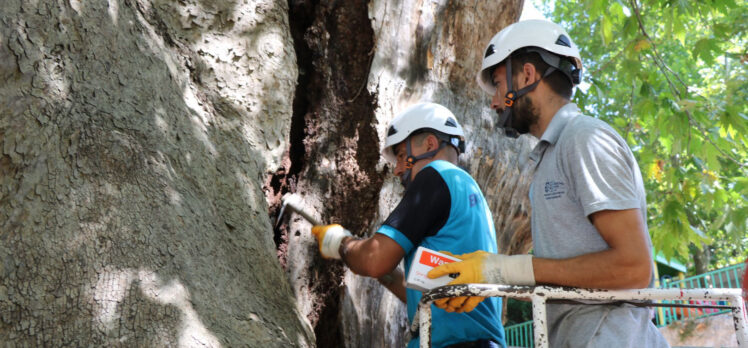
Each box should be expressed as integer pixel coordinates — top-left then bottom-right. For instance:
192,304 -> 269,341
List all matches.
427,250 -> 535,312
311,224 -> 352,259
433,295 -> 485,313
427,250 -> 536,285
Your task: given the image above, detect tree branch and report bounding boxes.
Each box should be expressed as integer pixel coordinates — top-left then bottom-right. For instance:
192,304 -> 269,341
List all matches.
630,0 -> 745,168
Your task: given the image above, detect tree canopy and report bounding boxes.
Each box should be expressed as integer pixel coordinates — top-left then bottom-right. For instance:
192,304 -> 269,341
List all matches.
541,0 -> 747,269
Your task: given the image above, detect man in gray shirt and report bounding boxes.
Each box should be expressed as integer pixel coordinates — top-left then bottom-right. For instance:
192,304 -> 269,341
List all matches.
428,20 -> 669,347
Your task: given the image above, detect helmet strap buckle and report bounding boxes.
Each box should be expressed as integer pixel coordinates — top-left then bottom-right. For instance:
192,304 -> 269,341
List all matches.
504,91 -> 517,108
405,156 -> 416,169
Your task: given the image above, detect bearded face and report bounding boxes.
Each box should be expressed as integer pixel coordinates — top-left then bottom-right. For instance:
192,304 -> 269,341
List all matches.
510,92 -> 539,135
494,75 -> 539,136
491,63 -> 541,137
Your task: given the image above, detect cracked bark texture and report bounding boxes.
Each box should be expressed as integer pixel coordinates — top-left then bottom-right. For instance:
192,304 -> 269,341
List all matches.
0,0 -> 313,346
366,0 -> 534,257
272,1 -> 529,347
2,0 -> 530,346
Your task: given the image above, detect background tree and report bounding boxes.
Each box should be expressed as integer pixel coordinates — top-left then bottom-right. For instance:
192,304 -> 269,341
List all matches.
2,0 -> 527,346
542,0 -> 747,272
276,1 -> 528,346
0,0 -> 312,345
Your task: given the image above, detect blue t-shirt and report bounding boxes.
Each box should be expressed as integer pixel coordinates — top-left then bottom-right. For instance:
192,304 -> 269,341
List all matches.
377,160 -> 505,348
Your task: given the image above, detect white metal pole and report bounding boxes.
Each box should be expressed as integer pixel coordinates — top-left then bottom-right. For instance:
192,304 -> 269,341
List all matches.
732,295 -> 748,348
419,302 -> 432,348
532,293 -> 549,348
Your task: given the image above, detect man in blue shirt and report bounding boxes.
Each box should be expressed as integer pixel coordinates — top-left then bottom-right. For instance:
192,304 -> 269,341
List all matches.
311,102 -> 505,348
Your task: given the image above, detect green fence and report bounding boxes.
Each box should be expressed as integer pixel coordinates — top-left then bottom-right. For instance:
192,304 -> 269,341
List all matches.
505,320 -> 534,347
656,262 -> 745,327
504,262 -> 746,347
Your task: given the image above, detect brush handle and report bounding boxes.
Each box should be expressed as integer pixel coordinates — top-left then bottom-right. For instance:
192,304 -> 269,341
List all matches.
287,202 -> 322,226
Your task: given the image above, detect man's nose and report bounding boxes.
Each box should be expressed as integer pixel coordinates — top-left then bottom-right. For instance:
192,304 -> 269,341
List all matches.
393,162 -> 404,177
490,91 -> 502,110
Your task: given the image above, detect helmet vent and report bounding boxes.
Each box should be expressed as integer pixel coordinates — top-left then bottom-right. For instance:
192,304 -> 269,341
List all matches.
484,44 -> 495,58
555,35 -> 571,47
444,117 -> 458,127
387,126 -> 398,136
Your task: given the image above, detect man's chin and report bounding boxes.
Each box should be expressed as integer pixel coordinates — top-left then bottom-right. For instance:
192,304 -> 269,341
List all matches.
503,128 -> 520,138
514,126 -> 530,135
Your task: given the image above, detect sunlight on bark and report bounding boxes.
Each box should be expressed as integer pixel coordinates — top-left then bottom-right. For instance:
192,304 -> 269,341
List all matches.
91,268 -> 221,347
107,0 -> 119,26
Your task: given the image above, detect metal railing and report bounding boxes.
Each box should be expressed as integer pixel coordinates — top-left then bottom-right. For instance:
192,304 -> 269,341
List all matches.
504,320 -> 534,347
414,284 -> 748,348
504,263 -> 747,346
657,263 -> 746,327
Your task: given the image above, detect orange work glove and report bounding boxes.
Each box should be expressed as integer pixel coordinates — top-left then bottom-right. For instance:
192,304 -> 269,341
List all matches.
311,224 -> 352,259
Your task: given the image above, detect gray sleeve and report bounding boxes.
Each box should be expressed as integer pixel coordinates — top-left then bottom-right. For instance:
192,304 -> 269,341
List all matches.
563,124 -> 641,217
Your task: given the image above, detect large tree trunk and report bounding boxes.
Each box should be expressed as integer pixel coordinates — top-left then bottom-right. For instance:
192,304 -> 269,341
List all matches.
1,0 -> 313,346
2,0 -> 530,346
270,1 -> 531,347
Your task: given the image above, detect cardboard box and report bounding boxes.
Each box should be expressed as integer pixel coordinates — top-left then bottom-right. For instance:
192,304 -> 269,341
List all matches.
405,246 -> 461,292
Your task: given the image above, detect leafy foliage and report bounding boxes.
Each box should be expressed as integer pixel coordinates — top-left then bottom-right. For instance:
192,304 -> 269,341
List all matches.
541,0 -> 747,268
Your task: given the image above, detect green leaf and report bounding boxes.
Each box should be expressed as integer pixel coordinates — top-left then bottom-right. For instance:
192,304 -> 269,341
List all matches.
669,14 -> 687,44
733,177 -> 748,195
713,23 -> 732,39
715,0 -> 739,11
693,38 -> 721,65
639,82 -> 656,97
634,39 -> 652,52
703,142 -> 723,172
635,99 -> 656,117
690,225 -> 707,239
674,0 -> 693,14
677,99 -> 698,112
693,157 -> 706,170
601,16 -> 613,45
623,16 -> 639,38
725,207 -> 748,238
609,1 -> 625,21
659,135 -> 673,153
588,0 -> 605,19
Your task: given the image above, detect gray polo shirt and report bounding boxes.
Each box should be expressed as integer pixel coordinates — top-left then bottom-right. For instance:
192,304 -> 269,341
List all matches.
529,103 -> 668,347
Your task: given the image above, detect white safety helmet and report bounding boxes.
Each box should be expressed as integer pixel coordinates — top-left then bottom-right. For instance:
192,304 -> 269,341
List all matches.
476,19 -> 583,95
382,102 -> 465,164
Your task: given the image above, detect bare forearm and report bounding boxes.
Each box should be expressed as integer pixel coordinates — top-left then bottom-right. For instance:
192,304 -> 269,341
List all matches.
532,209 -> 653,289
377,268 -> 407,303
340,236 -> 403,279
342,238 -> 382,277
533,250 -> 652,289
341,236 -> 406,302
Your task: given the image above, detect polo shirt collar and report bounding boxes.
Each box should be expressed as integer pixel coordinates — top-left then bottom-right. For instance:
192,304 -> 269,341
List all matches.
529,103 -> 580,163
539,103 -> 581,145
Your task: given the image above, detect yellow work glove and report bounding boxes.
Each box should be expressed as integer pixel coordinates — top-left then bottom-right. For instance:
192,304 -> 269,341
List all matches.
311,224 -> 352,260
427,250 -> 535,313
433,295 -> 486,313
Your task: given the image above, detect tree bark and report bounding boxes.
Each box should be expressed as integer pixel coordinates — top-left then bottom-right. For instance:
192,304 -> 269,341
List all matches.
272,0 -> 528,347
2,0 -> 528,346
1,0 -> 313,346
691,243 -> 711,276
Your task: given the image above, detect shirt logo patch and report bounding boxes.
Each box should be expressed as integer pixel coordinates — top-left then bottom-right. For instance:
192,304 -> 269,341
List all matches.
469,194 -> 478,207
544,181 -> 566,200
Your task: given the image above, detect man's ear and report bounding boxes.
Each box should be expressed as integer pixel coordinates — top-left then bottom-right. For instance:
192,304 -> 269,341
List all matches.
523,62 -> 538,85
426,134 -> 440,151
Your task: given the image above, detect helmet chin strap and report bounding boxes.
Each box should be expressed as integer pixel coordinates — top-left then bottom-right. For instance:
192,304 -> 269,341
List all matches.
499,56 -> 557,138
400,137 -> 448,188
